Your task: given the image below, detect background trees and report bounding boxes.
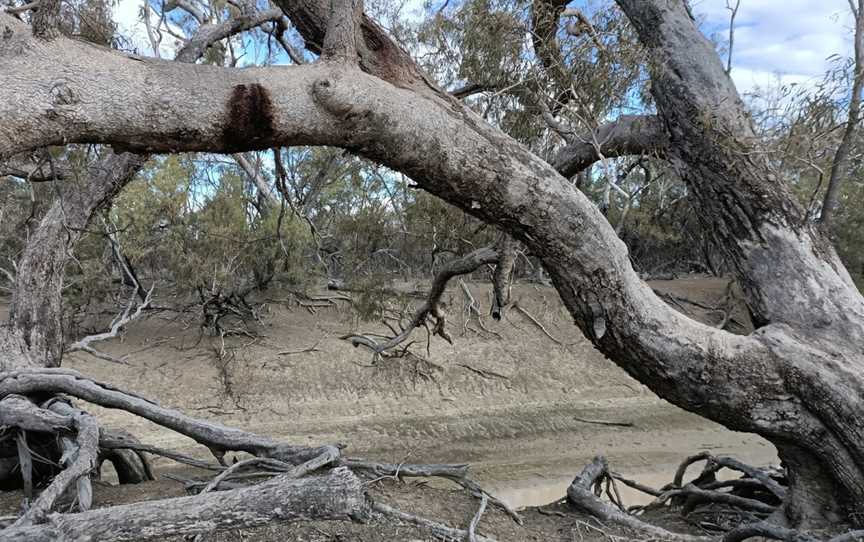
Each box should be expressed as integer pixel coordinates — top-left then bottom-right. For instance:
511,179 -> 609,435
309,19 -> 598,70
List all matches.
1,0 -> 864,538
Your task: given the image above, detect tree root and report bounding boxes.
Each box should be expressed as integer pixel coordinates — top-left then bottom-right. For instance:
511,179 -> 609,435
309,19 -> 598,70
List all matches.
567,454 -> 863,542
0,369 -> 521,540
14,400 -> 99,525
0,368 -> 327,463
567,456 -> 711,542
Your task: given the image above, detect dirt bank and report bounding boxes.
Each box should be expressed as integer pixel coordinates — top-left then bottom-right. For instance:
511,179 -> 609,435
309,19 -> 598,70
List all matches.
0,276 -> 775,539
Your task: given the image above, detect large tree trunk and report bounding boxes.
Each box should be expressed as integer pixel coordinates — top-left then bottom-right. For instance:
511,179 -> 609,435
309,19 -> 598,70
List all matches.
613,0 -> 864,526
1,154 -> 145,371
2,0 -> 864,529
2,467 -> 367,541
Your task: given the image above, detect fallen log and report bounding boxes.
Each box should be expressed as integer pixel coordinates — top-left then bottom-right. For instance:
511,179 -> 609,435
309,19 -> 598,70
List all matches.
2,467 -> 368,542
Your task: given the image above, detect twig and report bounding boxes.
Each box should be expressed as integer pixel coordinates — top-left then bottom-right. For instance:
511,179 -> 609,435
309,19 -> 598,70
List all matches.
372,501 -> 498,542
457,363 -> 510,381
99,439 -> 223,471
468,493 -> 489,542
278,341 -> 321,355
511,302 -> 563,345
573,417 -> 634,428
67,285 -> 154,362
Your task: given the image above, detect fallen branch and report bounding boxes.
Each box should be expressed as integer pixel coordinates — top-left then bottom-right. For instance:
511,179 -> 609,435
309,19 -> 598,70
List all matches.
373,501 -> 497,542
573,416 -> 634,428
511,302 -> 563,345
468,493 -> 489,542
566,456 -> 711,542
3,467 -> 368,542
278,341 -> 321,355
0,394 -> 74,433
99,437 -> 218,472
653,483 -> 776,515
15,401 -> 99,526
344,458 -> 521,524
0,368 -> 331,464
343,247 -> 499,354
200,445 -> 339,493
457,363 -> 510,381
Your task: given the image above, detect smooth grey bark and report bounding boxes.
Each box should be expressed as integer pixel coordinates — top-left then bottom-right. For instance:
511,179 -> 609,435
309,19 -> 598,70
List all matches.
1,3 -> 285,371
553,115 -> 669,178
1,0 -> 863,527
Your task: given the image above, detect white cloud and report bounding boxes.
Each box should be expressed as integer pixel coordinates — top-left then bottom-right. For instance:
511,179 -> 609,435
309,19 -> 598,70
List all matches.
692,0 -> 854,94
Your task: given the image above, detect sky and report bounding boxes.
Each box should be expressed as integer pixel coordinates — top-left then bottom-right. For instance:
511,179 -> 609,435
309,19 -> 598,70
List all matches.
112,0 -> 855,94
692,0 -> 853,95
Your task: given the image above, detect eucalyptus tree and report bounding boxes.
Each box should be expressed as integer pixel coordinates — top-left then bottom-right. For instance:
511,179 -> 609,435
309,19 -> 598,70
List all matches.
1,0 -> 864,538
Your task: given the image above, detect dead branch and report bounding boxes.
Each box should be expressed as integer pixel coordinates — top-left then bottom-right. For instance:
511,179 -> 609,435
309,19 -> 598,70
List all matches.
0,394 -> 74,433
653,484 -> 776,515
278,341 -> 321,355
566,456 -> 711,542
511,302 -> 563,345
0,368 -> 330,464
15,432 -> 33,498
2,468 -> 368,542
468,493 -> 489,542
201,446 -> 339,493
343,246 -> 498,354
573,416 -> 634,428
609,472 -> 661,497
99,437 -> 219,471
342,459 -> 469,479
66,285 -> 154,363
14,400 -> 99,526
96,429 -> 154,484
344,458 -> 521,524
372,501 -> 497,542
457,363 -> 510,381
491,235 -> 514,320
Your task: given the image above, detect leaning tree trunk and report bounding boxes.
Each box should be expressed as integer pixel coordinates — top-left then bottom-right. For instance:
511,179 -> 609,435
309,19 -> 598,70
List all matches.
614,0 -> 864,527
1,154 -> 145,372
0,153 -> 146,492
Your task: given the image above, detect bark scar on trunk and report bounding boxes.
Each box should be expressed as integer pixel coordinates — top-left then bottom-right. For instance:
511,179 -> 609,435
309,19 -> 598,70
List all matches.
222,83 -> 275,150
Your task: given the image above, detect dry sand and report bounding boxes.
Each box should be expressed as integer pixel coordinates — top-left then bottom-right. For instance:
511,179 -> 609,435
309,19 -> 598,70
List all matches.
0,276 -> 776,540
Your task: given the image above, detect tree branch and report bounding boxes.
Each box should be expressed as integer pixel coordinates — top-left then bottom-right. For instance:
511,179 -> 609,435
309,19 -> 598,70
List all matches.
66,286 -> 153,364
273,0 -> 437,91
553,115 -> 669,178
174,8 -> 286,64
0,368 -> 332,463
322,0 -> 362,61
31,0 -> 61,39
14,400 -> 99,525
3,468 -> 368,541
344,246 -> 498,353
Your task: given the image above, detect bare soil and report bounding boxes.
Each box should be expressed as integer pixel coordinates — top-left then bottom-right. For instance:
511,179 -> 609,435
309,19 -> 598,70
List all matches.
0,276 -> 775,540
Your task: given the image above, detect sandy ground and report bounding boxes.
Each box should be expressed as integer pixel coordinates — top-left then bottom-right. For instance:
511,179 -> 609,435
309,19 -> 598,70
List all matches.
0,276 -> 777,539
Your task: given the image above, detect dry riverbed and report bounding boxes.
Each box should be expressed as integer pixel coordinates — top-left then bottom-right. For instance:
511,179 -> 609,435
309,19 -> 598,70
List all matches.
0,277 -> 775,540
